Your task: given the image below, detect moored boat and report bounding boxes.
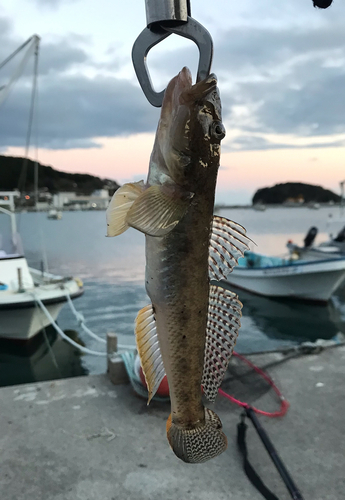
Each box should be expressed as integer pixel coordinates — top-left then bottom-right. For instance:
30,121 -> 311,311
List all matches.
224,251 -> 345,303
287,225 -> 345,261
0,192 -> 83,340
47,209 -> 62,220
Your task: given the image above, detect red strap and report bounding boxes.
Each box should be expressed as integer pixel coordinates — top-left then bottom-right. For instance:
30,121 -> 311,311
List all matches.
218,352 -> 289,418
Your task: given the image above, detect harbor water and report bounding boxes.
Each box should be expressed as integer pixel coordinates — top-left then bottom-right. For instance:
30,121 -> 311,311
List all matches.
1,205 -> 345,387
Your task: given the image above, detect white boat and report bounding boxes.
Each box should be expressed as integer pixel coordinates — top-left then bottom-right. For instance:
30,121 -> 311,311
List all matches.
223,251 -> 345,303
287,226 -> 345,261
287,242 -> 343,261
0,192 -> 83,340
253,203 -> 266,211
307,202 -> 320,210
47,209 -> 62,220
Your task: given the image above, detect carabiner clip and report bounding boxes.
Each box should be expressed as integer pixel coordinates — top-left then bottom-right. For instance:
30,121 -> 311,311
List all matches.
132,16 -> 213,107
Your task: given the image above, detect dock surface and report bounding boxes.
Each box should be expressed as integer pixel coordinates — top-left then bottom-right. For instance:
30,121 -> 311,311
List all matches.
1,346 -> 344,500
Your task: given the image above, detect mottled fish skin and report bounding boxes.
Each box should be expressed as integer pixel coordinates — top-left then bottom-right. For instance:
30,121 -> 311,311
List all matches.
106,67 -> 232,463
145,69 -> 224,431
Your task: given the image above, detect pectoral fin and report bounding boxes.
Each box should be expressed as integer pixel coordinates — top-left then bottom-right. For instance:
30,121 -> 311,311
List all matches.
127,185 -> 192,237
202,285 -> 242,402
209,216 -> 252,280
106,181 -> 145,236
135,304 -> 166,404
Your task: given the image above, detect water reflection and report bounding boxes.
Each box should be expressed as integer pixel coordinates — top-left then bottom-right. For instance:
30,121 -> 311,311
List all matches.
0,326 -> 87,387
5,209 -> 345,383
222,282 -> 343,345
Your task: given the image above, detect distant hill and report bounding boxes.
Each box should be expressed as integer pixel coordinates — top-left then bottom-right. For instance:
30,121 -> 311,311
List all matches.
0,155 -> 120,195
252,182 -> 340,205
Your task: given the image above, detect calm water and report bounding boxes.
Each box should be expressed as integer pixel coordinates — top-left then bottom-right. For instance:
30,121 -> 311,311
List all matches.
2,206 -> 345,386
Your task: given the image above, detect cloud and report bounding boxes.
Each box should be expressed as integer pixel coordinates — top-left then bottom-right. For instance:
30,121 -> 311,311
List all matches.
34,0 -> 79,7
214,23 -> 345,76
215,21 -> 345,142
39,37 -> 91,75
2,2 -> 345,152
0,34 -> 93,80
0,74 -> 159,149
223,135 -> 345,152
0,16 -> 157,149
147,16 -> 345,148
225,63 -> 345,138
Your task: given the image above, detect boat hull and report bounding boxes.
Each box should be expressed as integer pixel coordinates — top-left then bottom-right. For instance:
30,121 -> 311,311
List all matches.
224,259 -> 345,303
0,301 -> 64,340
0,265 -> 83,340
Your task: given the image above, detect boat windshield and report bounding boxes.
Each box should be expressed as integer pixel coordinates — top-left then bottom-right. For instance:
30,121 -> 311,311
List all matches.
238,251 -> 286,268
0,216 -> 24,258
0,192 -> 23,258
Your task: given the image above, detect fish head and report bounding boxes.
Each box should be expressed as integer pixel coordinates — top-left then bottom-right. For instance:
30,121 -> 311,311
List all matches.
155,67 -> 225,190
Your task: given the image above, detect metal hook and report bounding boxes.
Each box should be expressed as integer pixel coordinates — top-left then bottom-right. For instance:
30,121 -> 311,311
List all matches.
132,16 -> 213,107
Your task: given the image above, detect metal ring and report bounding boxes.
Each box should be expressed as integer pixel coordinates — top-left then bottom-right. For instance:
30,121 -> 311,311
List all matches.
132,17 -> 213,107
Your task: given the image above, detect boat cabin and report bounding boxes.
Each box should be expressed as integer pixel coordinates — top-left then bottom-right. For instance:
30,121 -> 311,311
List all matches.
0,192 -> 34,292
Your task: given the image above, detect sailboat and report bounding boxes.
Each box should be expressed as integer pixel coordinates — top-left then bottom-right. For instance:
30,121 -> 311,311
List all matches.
0,37 -> 84,339
0,192 -> 84,339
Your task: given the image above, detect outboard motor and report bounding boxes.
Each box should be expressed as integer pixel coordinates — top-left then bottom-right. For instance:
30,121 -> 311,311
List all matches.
333,226 -> 345,243
304,226 -> 318,248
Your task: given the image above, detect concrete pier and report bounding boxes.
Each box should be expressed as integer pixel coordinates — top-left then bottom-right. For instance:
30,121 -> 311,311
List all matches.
1,346 -> 344,500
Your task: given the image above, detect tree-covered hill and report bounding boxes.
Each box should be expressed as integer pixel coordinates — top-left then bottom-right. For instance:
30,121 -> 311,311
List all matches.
252,182 -> 340,205
0,155 -> 120,195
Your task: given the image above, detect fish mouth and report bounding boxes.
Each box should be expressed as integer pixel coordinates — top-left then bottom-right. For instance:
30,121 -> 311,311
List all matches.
181,72 -> 218,103
162,67 -> 218,110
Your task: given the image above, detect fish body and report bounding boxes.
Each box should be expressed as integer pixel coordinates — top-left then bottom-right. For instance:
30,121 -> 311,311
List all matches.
107,68 -> 249,463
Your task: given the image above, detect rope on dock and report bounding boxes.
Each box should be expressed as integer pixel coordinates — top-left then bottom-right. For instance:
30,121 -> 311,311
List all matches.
64,291 -> 134,350
65,292 -> 106,344
239,333 -> 345,357
33,295 -> 107,356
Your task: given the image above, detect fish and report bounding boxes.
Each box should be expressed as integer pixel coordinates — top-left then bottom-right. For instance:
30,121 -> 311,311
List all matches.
106,67 -> 250,463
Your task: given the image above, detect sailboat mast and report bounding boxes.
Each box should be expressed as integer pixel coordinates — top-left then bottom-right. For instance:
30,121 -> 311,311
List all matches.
17,35 -> 40,207
33,38 -> 40,210
340,180 -> 344,216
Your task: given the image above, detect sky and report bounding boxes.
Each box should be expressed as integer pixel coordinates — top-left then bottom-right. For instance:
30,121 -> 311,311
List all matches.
0,0 -> 344,204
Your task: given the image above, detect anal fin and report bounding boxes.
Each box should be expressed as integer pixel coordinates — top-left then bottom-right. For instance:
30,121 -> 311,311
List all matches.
135,304 -> 166,403
202,285 -> 242,402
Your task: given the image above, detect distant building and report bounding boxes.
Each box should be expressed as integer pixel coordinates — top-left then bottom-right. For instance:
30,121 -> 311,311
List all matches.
283,196 -> 304,206
52,189 -> 111,210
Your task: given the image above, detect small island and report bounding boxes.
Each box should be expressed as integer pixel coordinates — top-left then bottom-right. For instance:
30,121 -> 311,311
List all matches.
252,182 -> 340,206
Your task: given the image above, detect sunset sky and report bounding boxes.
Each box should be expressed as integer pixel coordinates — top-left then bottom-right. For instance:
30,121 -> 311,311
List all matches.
0,0 -> 344,204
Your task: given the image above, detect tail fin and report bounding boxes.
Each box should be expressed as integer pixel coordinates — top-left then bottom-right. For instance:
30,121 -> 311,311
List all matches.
166,408 -> 227,463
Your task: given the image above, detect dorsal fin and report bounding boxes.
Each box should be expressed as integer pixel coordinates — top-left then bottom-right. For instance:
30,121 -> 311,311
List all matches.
135,304 -> 166,403
202,285 -> 242,402
209,216 -> 251,281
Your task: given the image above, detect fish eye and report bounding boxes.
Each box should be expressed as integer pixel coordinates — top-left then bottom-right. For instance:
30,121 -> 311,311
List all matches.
210,121 -> 226,140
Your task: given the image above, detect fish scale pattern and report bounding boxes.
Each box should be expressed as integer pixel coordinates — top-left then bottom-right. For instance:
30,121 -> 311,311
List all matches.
167,408 -> 227,463
202,285 -> 242,402
209,215 -> 251,280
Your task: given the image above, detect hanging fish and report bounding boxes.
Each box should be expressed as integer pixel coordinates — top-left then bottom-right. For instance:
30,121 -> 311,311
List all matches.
107,67 -> 250,463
